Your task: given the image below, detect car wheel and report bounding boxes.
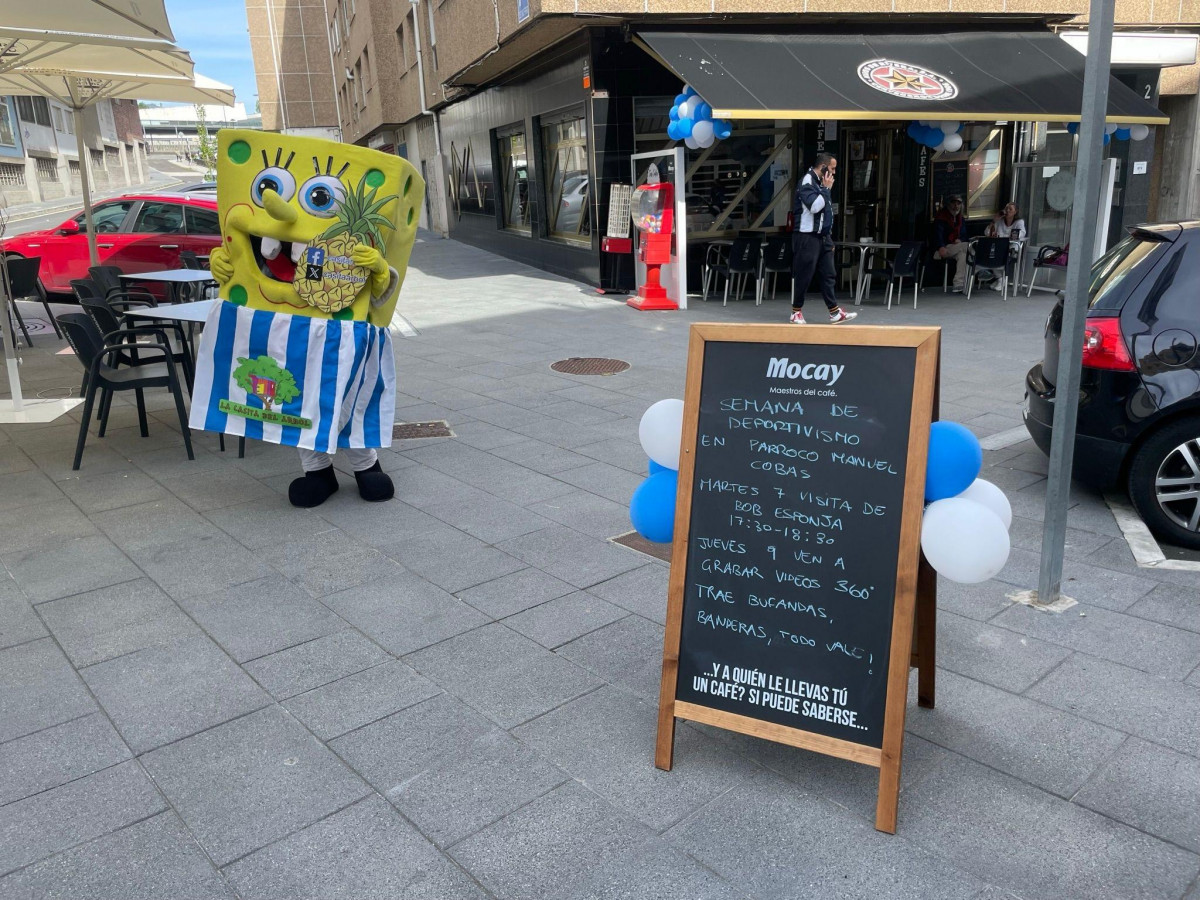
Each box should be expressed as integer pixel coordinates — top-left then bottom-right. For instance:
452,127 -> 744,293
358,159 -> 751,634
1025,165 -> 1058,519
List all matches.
1127,416 -> 1200,551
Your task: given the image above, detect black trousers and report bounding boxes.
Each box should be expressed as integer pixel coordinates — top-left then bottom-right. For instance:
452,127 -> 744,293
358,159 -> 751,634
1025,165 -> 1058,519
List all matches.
792,232 -> 838,312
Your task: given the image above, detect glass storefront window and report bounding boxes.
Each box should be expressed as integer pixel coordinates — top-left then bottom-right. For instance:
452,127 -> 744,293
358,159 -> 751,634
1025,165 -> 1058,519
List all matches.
965,125 -> 1004,219
496,127 -> 530,233
541,113 -> 590,243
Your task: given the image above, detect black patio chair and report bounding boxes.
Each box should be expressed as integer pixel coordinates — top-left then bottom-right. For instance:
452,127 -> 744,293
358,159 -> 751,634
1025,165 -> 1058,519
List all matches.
1027,244 -> 1068,297
757,234 -> 792,305
179,250 -> 202,269
863,241 -> 926,310
714,236 -> 762,306
56,313 -> 193,470
966,237 -> 1013,300
5,256 -> 61,346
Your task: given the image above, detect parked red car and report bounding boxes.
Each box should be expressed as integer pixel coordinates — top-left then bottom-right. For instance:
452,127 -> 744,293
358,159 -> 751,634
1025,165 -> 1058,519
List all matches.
0,192 -> 222,296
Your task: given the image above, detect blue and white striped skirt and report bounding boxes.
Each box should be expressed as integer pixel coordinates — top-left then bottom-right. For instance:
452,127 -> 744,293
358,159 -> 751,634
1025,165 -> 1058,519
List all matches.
189,301 -> 396,453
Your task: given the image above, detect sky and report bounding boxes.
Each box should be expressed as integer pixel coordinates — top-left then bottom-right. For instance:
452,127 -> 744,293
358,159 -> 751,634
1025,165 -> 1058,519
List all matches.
165,0 -> 258,112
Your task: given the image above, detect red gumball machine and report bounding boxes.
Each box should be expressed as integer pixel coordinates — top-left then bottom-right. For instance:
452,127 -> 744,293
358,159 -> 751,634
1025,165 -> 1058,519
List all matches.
627,171 -> 678,311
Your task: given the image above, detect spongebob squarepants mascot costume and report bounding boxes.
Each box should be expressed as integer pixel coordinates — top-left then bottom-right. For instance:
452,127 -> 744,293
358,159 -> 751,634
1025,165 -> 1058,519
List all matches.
189,130 -> 424,508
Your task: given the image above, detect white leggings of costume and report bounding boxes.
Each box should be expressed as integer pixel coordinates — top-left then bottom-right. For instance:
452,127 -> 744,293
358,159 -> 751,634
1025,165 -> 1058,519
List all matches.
298,447 -> 378,473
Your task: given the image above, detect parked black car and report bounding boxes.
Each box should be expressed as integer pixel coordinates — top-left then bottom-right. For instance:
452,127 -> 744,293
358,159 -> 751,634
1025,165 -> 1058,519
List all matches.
1024,222 -> 1200,549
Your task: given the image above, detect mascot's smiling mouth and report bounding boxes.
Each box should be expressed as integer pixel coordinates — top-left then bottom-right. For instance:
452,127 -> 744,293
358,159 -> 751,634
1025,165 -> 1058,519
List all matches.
249,235 -> 309,284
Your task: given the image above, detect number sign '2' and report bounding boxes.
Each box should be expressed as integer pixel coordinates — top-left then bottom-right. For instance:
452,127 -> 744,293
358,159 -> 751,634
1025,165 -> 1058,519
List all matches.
656,324 -> 940,834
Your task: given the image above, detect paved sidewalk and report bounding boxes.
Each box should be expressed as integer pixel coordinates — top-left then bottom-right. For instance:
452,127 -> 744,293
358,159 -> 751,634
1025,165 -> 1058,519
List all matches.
1,237 -> 1198,899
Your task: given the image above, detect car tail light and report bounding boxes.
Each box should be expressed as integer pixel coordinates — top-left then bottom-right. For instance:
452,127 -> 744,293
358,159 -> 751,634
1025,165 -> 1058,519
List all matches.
1081,317 -> 1135,371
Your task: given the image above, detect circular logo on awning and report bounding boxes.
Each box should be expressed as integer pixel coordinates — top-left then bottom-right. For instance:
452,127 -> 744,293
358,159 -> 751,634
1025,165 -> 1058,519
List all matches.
858,59 -> 958,101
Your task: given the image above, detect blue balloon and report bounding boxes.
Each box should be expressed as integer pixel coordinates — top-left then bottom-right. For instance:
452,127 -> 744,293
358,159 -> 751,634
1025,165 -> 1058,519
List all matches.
649,459 -> 670,476
1103,132 -> 1111,146
630,471 -> 678,544
677,118 -> 694,138
683,85 -> 697,97
1115,127 -> 1130,140
925,421 -> 983,501
695,102 -> 712,120
714,120 -> 732,140
667,121 -> 681,141
674,93 -> 688,106
1066,121 -> 1079,135
907,122 -> 920,138
669,106 -> 680,121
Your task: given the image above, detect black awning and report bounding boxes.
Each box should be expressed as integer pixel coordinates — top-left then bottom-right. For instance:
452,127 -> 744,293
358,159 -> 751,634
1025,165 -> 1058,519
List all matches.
637,30 -> 1168,124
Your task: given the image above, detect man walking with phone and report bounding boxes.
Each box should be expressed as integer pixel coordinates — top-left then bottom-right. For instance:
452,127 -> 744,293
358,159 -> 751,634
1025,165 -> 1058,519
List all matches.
791,152 -> 857,325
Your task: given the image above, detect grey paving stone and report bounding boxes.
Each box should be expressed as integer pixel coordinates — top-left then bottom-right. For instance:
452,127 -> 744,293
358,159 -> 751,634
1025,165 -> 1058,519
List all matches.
451,781 -> 745,899
559,615 -> 666,701
284,660 -> 441,740
142,706 -> 370,866
57,469 -> 167,513
313,493 -> 446,544
514,686 -> 759,831
224,795 -> 488,899
0,499 -> 99,555
550,460 -> 644,505
1008,513 -> 1115,561
1027,654 -> 1200,757
488,438 -> 594,475
935,610 -> 1073,692
322,571 -> 488,656
0,761 -> 166,876
274,528 -> 407,598
902,752 -> 1199,900
451,419 -> 529,451
179,575 -> 345,663
242,630 -> 392,700
457,566 -> 577,619
0,470 -> 66,512
37,578 -> 196,668
0,442 -> 33,475
81,633 -> 269,753
908,669 -> 1126,796
0,713 -> 130,806
498,525 -> 645,589
936,578 -> 1020,622
0,639 -> 95,744
587,562 -> 670,624
525,488 -> 635,539
204,499 -> 337,551
157,467 -> 278,512
384,529 -> 526,593
1074,737 -> 1200,854
0,812 -> 234,900
1128,582 -> 1200,634
387,463 -> 490,509
0,575 -> 44,650
92,496 -> 223,554
992,601 -> 1200,679
3,535 -> 141,604
666,770 -> 980,900
502,591 -> 627,648
423,491 -> 555,544
330,694 -> 497,794
404,623 -> 601,728
130,532 -> 278,601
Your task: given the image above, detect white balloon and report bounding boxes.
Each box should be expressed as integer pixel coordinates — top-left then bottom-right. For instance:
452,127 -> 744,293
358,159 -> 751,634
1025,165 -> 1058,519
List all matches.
639,399 -> 685,471
1130,123 -> 1150,141
941,132 -> 964,152
958,479 -> 1013,530
1104,123 -> 1118,134
685,136 -> 700,149
677,99 -> 693,119
921,498 -> 1011,584
940,121 -> 959,134
692,119 -> 714,146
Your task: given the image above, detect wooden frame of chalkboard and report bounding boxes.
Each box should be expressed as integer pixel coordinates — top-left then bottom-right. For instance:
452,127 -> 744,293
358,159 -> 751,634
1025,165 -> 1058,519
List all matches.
655,323 -> 940,835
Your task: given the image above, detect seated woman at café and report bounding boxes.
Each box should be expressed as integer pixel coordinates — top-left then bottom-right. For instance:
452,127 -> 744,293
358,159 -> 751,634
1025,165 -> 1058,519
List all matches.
979,202 -> 1026,290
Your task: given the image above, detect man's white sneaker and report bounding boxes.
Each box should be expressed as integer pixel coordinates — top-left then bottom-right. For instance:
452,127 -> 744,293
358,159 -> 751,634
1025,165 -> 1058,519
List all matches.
789,311 -> 807,324
828,308 -> 857,324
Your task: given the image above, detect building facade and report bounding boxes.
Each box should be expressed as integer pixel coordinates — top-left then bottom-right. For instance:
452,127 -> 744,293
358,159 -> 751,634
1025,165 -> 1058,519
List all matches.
246,0 -> 341,138
247,0 -> 1200,288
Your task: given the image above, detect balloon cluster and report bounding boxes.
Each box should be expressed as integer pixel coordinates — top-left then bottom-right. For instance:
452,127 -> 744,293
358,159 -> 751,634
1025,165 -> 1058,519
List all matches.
906,120 -> 965,153
630,399 -> 684,543
667,86 -> 732,151
1065,121 -> 1150,147
920,422 -> 1012,584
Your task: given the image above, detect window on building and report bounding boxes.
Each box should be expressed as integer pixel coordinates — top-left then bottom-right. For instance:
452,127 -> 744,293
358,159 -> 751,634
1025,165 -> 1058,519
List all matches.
397,21 -> 409,70
90,149 -> 105,170
340,0 -> 349,34
0,163 -> 25,187
35,157 -> 59,182
495,126 -> 531,234
426,0 -> 437,69
962,125 -> 1005,220
541,112 -> 590,243
354,60 -> 363,106
331,16 -> 340,52
15,96 -> 52,128
0,101 -> 16,148
362,47 -> 371,93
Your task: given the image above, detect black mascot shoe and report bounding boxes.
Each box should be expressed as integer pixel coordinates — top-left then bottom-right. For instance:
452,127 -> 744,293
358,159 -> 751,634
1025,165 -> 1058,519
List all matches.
288,465 -> 339,508
354,460 -> 394,502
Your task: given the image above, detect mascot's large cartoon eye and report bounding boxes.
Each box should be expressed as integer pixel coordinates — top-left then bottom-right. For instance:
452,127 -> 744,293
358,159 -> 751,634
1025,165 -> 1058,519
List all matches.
251,167 -> 296,205
298,176 -> 345,217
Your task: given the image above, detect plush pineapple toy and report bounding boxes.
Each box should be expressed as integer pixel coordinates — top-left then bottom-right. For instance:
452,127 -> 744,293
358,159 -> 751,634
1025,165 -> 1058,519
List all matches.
189,130 -> 424,508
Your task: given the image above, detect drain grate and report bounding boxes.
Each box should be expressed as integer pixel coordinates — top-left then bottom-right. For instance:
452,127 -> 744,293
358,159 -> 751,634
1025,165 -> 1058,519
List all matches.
611,530 -> 672,563
392,420 -> 454,440
551,357 -> 630,376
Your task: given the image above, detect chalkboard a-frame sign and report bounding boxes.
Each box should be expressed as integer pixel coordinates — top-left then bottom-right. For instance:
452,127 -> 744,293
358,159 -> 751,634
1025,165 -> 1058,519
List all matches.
656,323 -> 940,834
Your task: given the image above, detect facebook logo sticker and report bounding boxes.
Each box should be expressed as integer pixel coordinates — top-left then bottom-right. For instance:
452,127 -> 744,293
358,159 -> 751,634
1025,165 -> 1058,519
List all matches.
306,247 -> 326,266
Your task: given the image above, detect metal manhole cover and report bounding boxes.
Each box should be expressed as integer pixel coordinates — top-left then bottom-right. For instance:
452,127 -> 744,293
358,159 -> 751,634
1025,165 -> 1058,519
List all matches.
551,357 -> 630,376
392,420 -> 454,440
611,530 -> 672,563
